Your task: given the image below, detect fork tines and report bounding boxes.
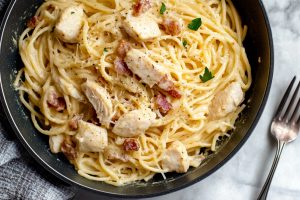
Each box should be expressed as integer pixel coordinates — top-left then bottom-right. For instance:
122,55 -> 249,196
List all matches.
275,76 -> 300,125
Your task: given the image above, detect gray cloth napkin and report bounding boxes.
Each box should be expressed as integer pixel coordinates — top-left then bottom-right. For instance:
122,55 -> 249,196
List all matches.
0,1 -> 75,199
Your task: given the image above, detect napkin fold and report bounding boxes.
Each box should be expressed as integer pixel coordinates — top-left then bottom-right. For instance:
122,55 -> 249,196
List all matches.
0,0 -> 75,199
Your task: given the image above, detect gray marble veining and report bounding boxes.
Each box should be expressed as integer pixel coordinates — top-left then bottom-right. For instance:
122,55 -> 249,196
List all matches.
75,0 -> 300,199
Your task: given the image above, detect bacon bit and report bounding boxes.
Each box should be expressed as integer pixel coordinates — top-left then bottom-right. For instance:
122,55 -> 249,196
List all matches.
158,75 -> 182,99
46,5 -> 55,13
168,89 -> 182,99
117,40 -> 132,58
161,18 -> 182,36
47,92 -> 66,112
61,136 -> 77,160
27,16 -> 41,29
132,0 -> 151,16
69,114 -> 84,130
123,138 -> 140,151
97,76 -> 107,85
114,57 -> 132,75
155,93 -> 172,114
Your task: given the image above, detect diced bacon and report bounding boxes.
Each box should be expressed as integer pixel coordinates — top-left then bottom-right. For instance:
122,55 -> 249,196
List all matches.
46,5 -> 55,13
61,136 -> 77,160
114,57 -> 132,75
47,92 -> 66,112
117,40 -> 131,59
27,16 -> 41,29
155,94 -> 172,114
132,0 -> 151,16
161,18 -> 182,36
158,75 -> 182,99
168,89 -> 182,99
69,114 -> 84,130
123,138 -> 140,151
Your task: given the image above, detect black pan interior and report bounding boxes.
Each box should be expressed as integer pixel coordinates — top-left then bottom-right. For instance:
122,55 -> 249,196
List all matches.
0,0 -> 273,198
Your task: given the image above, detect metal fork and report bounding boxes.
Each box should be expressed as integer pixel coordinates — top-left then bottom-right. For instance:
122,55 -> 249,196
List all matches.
257,76 -> 300,200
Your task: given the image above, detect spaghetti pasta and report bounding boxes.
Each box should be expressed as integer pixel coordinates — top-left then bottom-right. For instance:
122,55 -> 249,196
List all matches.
15,0 -> 251,186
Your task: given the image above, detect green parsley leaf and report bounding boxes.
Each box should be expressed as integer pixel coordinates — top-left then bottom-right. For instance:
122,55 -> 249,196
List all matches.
200,67 -> 214,83
104,48 -> 108,52
71,11 -> 75,14
188,18 -> 202,31
160,3 -> 166,15
182,40 -> 188,48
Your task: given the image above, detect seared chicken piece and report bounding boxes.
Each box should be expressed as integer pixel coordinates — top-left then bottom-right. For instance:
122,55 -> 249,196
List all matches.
209,82 -> 244,119
123,13 -> 161,41
75,120 -> 108,152
51,67 -> 84,101
49,134 -> 64,153
115,75 -> 145,94
82,80 -> 113,128
55,6 -> 85,43
161,141 -> 189,173
112,108 -> 156,137
125,49 -> 166,88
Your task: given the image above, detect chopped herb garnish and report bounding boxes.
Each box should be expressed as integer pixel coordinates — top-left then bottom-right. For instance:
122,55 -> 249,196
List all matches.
160,3 -> 166,15
104,48 -> 108,52
200,67 -> 214,83
188,18 -> 202,31
71,11 -> 75,14
182,40 -> 188,48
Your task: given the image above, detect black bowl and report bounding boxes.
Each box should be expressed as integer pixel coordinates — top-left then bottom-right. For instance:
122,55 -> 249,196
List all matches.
0,0 -> 273,198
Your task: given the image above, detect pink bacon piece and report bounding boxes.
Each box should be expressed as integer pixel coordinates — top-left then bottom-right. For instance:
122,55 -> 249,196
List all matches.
47,92 -> 66,112
155,93 -> 172,114
123,138 -> 140,151
132,0 -> 151,16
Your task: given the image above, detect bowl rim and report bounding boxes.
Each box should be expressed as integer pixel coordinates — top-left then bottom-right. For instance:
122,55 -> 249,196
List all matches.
0,0 -> 274,198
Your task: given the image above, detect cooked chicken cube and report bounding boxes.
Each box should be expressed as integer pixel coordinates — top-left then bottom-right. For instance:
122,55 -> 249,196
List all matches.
55,6 -> 85,43
49,134 -> 64,153
82,80 -> 113,128
75,120 -> 108,152
209,82 -> 244,119
161,141 -> 189,173
112,108 -> 156,137
51,67 -> 84,101
123,13 -> 161,41
115,75 -> 145,94
125,49 -> 166,87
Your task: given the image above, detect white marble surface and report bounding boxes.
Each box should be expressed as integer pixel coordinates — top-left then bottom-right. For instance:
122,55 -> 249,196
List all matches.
75,0 -> 300,199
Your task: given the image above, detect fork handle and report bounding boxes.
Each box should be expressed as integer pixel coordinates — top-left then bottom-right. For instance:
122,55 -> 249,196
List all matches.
257,140 -> 285,200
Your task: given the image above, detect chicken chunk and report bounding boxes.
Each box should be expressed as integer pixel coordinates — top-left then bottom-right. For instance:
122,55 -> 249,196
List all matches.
115,75 -> 145,94
51,67 -> 84,101
161,141 -> 189,173
74,120 -> 108,153
55,6 -> 85,43
82,80 -> 113,128
125,49 -> 166,87
49,134 -> 64,153
123,13 -> 161,41
209,82 -> 244,119
112,108 -> 156,137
